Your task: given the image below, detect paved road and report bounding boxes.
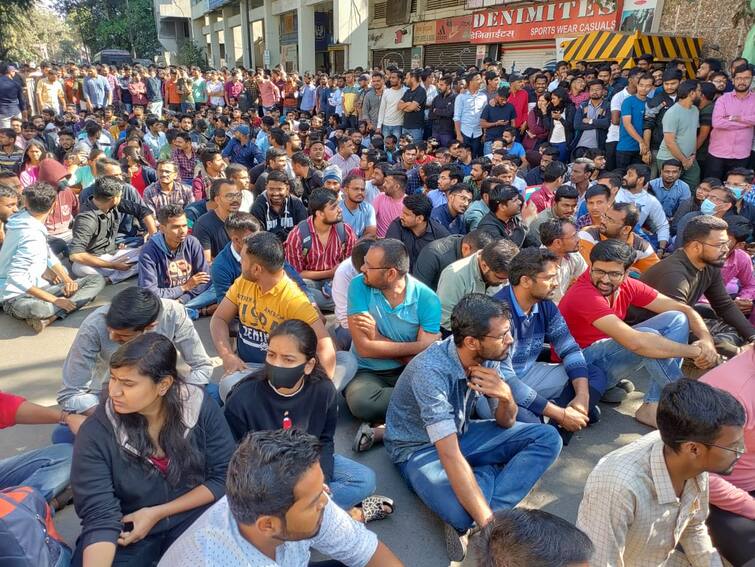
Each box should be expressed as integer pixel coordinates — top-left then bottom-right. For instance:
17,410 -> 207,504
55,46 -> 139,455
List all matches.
0,283 -> 651,566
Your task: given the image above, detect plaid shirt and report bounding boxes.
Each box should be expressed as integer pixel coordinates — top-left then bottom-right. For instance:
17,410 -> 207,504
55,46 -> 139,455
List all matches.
171,148 -> 198,182
284,217 -> 355,274
143,181 -> 195,217
577,432 -> 723,567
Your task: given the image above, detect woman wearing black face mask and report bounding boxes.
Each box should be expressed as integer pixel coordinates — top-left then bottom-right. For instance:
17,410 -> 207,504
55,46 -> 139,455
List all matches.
223,319 -> 394,523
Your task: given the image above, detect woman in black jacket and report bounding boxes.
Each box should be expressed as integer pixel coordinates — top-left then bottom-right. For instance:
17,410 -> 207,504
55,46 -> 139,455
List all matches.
71,333 -> 235,567
543,87 -> 575,163
224,319 -> 392,523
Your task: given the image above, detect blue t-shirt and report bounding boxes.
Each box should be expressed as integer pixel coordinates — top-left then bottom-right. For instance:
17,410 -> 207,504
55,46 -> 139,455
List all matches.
339,200 -> 376,239
347,274 -> 441,371
480,102 -> 517,141
617,95 -> 646,152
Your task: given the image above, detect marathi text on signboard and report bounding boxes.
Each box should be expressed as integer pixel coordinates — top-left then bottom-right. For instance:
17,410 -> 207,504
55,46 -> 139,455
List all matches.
470,0 -> 623,43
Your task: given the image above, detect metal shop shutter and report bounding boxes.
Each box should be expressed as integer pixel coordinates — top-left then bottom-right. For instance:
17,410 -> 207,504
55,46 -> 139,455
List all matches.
500,44 -> 556,74
423,43 -> 477,71
371,48 -> 413,70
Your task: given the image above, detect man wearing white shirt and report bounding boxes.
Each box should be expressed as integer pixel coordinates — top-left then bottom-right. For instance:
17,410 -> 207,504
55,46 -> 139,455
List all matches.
614,163 -> 670,253
332,238 -> 375,351
453,72 -> 488,158
377,70 -> 407,141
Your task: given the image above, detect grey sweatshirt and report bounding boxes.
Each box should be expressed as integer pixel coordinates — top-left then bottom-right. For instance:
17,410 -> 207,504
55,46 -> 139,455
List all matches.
58,299 -> 212,412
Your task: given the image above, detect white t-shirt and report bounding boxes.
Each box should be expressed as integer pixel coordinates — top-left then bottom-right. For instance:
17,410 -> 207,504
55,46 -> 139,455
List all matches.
550,121 -> 566,144
607,88 -> 630,143
332,258 -> 358,327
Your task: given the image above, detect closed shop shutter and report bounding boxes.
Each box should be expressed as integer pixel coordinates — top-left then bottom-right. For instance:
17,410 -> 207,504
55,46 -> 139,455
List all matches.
423,43 -> 477,70
371,48 -> 413,70
499,43 -> 556,74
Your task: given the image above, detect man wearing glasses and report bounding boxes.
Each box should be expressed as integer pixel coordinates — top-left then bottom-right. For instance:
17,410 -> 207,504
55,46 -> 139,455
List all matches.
637,215 -> 755,355
559,239 -> 717,428
578,378 -> 745,567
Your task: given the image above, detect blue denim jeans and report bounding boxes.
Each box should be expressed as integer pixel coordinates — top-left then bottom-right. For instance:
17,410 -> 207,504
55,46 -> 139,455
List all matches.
463,134 -> 483,158
398,420 -> 562,531
583,311 -> 688,403
381,125 -> 402,141
183,287 -> 217,310
329,455 -> 376,509
403,128 -> 424,143
0,444 -> 73,501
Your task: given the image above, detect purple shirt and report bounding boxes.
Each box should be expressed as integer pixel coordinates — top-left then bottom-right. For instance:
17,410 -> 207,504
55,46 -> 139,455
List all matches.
224,81 -> 243,101
709,90 -> 755,160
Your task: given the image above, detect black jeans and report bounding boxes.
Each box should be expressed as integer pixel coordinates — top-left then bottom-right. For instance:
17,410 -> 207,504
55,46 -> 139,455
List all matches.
705,154 -> 750,181
615,150 -> 641,169
707,491 -> 755,567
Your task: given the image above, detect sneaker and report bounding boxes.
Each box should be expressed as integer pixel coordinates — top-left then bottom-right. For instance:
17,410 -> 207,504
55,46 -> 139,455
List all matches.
444,523 -> 468,562
617,379 -> 635,393
50,485 -> 73,511
601,386 -> 628,404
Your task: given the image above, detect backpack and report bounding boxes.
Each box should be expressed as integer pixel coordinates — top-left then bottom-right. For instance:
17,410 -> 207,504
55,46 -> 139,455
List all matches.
0,486 -> 71,567
297,219 -> 347,258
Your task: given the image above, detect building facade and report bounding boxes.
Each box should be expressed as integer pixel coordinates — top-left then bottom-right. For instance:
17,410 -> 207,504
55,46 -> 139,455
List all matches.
172,0 -> 748,73
154,0 -> 193,64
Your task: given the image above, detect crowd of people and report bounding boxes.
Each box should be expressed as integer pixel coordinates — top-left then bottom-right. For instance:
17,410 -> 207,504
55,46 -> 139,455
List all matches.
0,51 -> 753,566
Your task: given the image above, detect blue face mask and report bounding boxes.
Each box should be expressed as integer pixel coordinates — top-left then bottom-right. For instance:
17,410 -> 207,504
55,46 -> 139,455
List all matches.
728,186 -> 743,200
700,198 -> 717,215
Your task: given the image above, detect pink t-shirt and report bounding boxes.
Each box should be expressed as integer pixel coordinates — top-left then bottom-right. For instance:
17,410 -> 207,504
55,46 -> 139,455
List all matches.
374,192 -> 405,238
700,350 -> 755,519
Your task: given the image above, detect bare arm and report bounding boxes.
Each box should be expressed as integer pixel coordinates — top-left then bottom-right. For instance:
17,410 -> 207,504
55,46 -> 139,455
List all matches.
662,132 -> 690,162
436,434 -> 493,526
311,318 -> 336,378
623,114 -> 645,146
83,542 -> 116,567
366,542 -> 404,567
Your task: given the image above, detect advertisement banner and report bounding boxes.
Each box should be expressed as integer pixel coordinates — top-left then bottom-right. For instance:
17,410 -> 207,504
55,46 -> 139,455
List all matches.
619,0 -> 661,33
471,0 -> 623,44
368,25 -> 413,50
414,16 -> 473,45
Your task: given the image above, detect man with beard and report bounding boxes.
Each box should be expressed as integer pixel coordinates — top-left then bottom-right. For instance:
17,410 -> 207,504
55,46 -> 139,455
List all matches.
159,430 -> 402,566
527,185 -> 578,246
0,184 -> 19,246
386,193 -> 448,270
578,201 -> 659,274
494,248 -> 603,434
429,75 -> 456,149
192,178 -> 243,263
559,239 -> 717,427
637,216 -> 755,347
642,69 -> 681,176
250,170 -> 307,241
656,80 -> 701,187
578,379 -> 744,567
707,64 -> 755,181
284,188 -> 356,312
699,352 -> 755,567
539,219 -> 587,303
478,184 -> 537,248
614,163 -> 670,253
384,294 -> 562,561
573,80 -> 610,153
430,183 -> 472,235
437,239 -> 518,333
307,137 -> 329,172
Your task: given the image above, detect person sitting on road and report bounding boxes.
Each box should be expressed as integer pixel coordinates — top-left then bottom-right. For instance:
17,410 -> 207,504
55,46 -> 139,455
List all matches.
385,294 -> 562,562
192,178 -> 243,263
385,192 -> 449,271
71,333 -> 235,566
158,429 -> 404,566
224,319 -> 392,523
332,238 -> 376,351
137,204 -> 215,319
494,248 -> 606,439
210,231 -> 352,402
477,184 -> 537,248
577,379 -> 744,567
437,239 -> 518,333
58,287 -> 214,416
69,175 -> 157,284
250,169 -> 308,241
558,239 -> 718,427
430,183 -> 473,235
0,181 -> 105,333
539,218 -> 588,303
477,508 -> 594,567
347,239 -> 441,453
527,184 -> 578,246
284,188 -> 356,312
412,230 -> 494,291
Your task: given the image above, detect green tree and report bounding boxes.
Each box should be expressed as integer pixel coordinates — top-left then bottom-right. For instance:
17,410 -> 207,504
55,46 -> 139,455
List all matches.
0,2 -> 82,62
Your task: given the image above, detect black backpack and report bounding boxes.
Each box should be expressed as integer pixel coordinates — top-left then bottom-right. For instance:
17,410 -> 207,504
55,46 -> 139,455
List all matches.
297,219 -> 347,258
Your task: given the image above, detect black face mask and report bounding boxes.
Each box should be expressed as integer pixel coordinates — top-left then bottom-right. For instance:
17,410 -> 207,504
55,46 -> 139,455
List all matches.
266,362 -> 306,390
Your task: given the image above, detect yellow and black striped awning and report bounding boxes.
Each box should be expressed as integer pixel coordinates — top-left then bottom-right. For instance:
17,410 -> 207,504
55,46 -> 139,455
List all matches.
563,31 -> 703,77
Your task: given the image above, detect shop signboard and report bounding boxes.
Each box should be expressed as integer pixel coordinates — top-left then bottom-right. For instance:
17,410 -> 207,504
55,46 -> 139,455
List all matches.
368,24 -> 413,50
414,16 -> 473,45
471,0 -> 623,44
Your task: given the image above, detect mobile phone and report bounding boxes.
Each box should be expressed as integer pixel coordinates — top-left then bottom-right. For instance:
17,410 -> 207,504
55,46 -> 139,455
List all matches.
122,521 -> 134,532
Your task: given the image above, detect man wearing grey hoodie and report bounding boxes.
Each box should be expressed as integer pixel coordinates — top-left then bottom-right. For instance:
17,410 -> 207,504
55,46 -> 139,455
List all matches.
0,181 -> 105,333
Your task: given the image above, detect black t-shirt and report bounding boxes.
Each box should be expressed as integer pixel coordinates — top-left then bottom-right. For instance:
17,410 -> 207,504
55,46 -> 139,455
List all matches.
191,210 -> 229,258
401,86 -> 427,130
224,376 -> 338,480
480,102 -> 517,141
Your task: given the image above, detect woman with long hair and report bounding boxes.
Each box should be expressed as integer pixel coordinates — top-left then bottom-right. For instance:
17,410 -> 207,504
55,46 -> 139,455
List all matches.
121,146 -> 156,197
544,88 -> 575,163
71,333 -> 235,566
523,94 -> 549,151
19,140 -> 47,187
224,319 -> 394,523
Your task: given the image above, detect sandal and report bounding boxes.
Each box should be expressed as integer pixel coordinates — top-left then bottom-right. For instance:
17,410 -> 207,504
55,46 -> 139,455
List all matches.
357,495 -> 394,523
352,422 -> 375,453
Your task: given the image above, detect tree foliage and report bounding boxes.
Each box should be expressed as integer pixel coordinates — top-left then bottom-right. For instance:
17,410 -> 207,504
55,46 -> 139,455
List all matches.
0,2 -> 82,62
62,0 -> 161,59
177,41 -> 208,68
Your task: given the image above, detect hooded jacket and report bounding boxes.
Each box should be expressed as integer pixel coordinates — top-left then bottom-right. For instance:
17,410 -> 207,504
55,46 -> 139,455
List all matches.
38,158 -> 79,235
0,210 -> 60,302
137,232 -> 210,301
71,385 -> 235,551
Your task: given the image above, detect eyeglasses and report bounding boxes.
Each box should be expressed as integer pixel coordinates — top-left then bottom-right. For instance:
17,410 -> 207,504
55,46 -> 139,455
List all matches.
591,268 -> 625,281
675,440 -> 746,457
695,240 -> 729,250
480,331 -> 512,342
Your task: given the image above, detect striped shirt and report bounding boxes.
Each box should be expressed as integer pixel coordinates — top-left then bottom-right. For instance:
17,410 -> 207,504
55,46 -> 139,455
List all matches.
171,148 -> 198,182
284,217 -> 356,274
142,181 -> 195,217
0,146 -> 24,173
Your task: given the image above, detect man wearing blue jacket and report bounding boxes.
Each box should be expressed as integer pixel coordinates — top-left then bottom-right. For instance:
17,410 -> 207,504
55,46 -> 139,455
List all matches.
0,182 -> 105,333
138,204 -> 216,319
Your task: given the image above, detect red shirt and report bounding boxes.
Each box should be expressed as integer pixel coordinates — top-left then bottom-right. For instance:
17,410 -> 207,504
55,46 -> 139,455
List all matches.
131,167 -> 148,196
558,271 -> 658,348
0,392 -> 26,429
509,89 -> 530,128
284,217 -> 356,274
528,184 -> 554,214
